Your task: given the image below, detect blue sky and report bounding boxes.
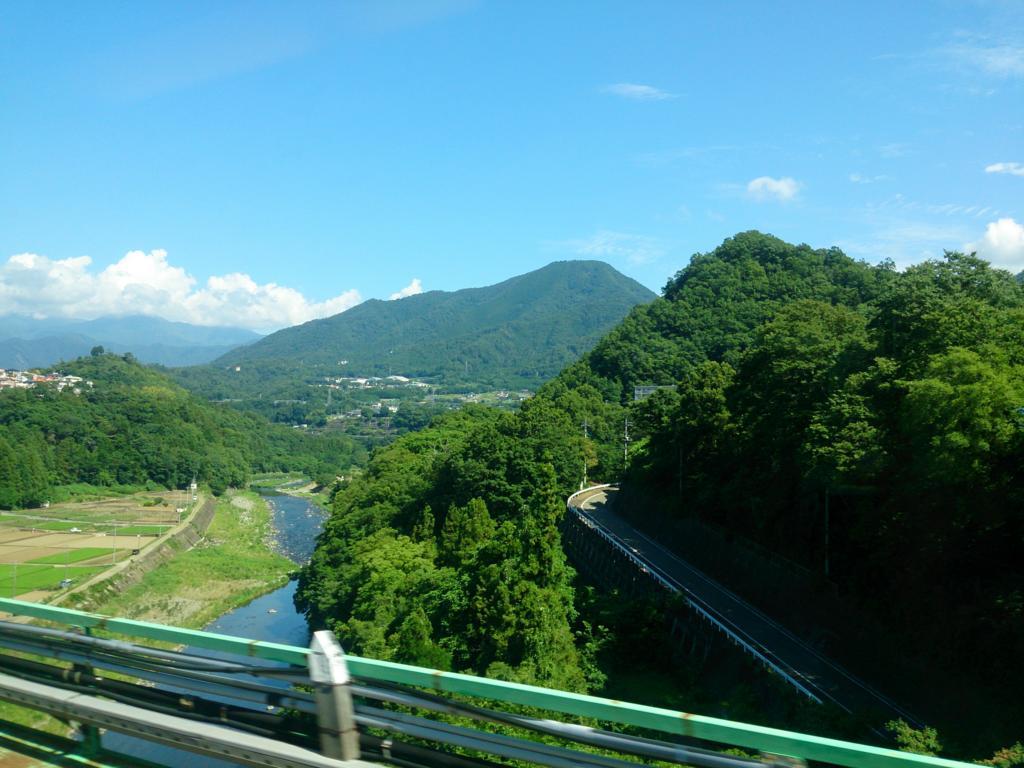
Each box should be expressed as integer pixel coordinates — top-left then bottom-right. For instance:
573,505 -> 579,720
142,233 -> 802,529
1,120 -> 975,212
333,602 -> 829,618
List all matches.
1,1 -> 1022,331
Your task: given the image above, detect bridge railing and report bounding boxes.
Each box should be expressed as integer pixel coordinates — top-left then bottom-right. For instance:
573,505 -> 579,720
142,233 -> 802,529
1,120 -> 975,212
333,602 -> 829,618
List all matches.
566,486 -> 827,705
0,597 -> 982,768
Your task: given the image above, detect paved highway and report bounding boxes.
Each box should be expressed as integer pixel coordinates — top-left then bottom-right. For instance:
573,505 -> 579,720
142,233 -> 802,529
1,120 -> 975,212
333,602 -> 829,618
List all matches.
571,487 -> 919,728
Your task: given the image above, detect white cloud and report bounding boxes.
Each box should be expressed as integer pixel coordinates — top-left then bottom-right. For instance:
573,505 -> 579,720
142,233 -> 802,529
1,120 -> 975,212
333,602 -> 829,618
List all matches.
389,278 -> 423,300
880,34 -> 1024,85
185,272 -> 361,330
878,222 -> 969,245
566,230 -> 664,265
944,42 -> 1024,78
603,83 -> 675,101
965,218 -> 1024,272
836,220 -> 973,269
878,143 -> 910,159
849,172 -> 888,184
867,193 -> 1003,219
0,249 -> 362,332
985,161 -> 1024,176
746,176 -> 801,202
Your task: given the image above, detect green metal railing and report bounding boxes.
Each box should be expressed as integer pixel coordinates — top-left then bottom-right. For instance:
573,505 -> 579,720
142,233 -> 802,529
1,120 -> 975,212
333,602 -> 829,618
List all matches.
0,597 -> 980,768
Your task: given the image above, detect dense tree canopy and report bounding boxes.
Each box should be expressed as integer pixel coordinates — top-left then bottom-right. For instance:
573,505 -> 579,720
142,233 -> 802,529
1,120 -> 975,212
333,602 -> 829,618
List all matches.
300,231 -> 1022,752
296,402 -> 597,691
570,235 -> 1024,713
0,354 -> 365,506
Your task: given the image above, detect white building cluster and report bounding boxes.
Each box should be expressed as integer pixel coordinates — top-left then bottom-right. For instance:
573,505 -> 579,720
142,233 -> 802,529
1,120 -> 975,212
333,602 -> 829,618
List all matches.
324,375 -> 430,390
0,370 -> 93,394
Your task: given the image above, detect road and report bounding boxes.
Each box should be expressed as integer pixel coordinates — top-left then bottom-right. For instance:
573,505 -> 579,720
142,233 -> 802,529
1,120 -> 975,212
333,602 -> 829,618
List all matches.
571,487 -> 919,726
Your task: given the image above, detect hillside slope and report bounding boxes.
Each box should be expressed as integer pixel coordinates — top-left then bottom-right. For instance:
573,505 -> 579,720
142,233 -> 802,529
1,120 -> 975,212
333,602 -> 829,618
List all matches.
543,231 -> 1024,750
301,231 -> 1024,753
214,260 -> 655,387
0,353 -> 364,507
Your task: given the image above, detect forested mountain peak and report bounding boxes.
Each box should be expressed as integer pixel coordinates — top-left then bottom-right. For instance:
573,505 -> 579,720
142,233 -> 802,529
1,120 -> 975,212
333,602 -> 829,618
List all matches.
210,260 -> 655,389
574,231 -> 891,401
301,231 -> 1024,750
544,233 -> 1024,744
663,230 -> 884,300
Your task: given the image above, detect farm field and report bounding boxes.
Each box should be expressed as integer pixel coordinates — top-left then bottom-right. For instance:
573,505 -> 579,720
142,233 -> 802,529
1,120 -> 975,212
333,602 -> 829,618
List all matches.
0,490 -> 191,598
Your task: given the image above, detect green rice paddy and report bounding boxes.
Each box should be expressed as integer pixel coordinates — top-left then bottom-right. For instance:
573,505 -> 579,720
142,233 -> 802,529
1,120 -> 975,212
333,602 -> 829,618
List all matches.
0,564 -> 107,597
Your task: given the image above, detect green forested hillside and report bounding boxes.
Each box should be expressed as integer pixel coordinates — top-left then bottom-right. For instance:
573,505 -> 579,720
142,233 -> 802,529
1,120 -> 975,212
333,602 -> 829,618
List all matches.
564,232 -> 1023,750
615,240 -> 1023,672
174,261 -> 655,408
574,233 -> 890,401
296,233 -> 895,688
301,231 -> 1024,754
296,401 -> 596,691
0,354 -> 365,507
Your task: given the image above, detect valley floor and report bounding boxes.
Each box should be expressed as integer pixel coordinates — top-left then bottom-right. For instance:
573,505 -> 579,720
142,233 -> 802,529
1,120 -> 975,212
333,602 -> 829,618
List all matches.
0,490 -> 295,737
65,490 -> 294,628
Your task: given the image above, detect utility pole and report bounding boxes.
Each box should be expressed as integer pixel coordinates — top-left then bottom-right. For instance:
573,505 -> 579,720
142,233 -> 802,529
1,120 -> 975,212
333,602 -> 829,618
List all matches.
623,418 -> 631,473
824,488 -> 830,579
581,418 -> 589,489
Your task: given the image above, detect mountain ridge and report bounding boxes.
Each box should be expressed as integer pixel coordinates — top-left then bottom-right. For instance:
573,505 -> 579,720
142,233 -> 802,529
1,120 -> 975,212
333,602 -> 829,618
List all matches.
212,260 -> 656,387
0,315 -> 261,369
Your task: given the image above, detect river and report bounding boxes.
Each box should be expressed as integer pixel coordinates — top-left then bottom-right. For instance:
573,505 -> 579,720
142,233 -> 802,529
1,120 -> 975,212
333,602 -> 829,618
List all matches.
102,491 -> 326,766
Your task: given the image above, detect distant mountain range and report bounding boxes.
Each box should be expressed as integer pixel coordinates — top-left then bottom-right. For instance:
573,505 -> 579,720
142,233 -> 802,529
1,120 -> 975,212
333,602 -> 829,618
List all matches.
212,260 -> 656,387
0,315 -> 261,369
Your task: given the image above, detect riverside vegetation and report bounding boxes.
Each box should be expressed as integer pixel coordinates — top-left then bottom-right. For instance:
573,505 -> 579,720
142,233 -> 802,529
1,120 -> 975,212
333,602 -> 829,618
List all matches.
67,491 -> 294,628
0,353 -> 360,731
296,401 -> 597,692
0,491 -> 294,734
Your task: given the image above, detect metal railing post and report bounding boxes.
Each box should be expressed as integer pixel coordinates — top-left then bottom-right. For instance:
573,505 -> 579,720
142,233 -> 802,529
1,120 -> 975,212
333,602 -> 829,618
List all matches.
309,630 -> 359,761
76,625 -> 102,756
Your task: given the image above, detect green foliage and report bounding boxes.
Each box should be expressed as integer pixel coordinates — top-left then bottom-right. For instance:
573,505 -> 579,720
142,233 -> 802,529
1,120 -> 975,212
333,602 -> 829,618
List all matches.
297,403 -> 591,691
394,607 -> 452,670
438,498 -> 495,566
69,493 -> 294,627
887,719 -> 943,756
543,232 -> 1024,746
0,354 -> 365,507
297,231 -> 1023,750
983,743 -> 1024,768
583,231 -> 889,400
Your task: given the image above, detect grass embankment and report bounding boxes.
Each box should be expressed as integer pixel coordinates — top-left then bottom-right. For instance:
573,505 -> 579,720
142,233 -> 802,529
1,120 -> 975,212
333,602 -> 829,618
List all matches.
66,491 -> 294,628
